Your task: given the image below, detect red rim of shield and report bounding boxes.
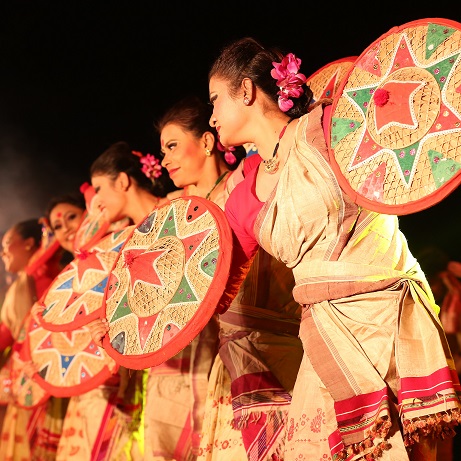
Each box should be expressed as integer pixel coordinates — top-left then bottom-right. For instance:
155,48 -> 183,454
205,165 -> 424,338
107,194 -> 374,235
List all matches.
23,317 -> 118,397
101,196 -> 232,369
327,18 -> 461,215
38,226 -> 133,332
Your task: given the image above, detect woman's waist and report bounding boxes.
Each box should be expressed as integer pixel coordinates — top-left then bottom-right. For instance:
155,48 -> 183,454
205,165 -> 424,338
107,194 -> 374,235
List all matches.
219,302 -> 301,336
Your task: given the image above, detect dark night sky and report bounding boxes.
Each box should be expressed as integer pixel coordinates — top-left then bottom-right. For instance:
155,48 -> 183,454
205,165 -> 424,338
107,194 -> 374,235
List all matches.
0,2 -> 460,260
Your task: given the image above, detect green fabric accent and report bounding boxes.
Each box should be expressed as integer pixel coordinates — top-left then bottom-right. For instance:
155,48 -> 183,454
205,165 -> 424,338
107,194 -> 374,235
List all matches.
170,275 -> 198,303
393,142 -> 420,184
425,52 -> 460,90
159,207 -> 177,237
330,117 -> 362,148
109,292 -> 131,322
425,23 -> 456,60
345,86 -> 376,117
200,249 -> 218,277
428,149 -> 461,188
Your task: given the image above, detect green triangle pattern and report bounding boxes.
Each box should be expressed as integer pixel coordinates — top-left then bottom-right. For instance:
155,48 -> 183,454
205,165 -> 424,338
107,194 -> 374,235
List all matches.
425,23 -> 457,59
330,117 -> 363,148
159,208 -> 177,237
428,149 -> 461,188
425,53 -> 459,90
201,249 -> 218,277
109,292 -> 132,322
170,276 -> 198,304
393,142 -> 420,184
345,86 -> 376,117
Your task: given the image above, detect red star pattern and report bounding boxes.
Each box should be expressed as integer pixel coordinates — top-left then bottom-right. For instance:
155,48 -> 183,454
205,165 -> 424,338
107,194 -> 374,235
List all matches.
123,248 -> 167,291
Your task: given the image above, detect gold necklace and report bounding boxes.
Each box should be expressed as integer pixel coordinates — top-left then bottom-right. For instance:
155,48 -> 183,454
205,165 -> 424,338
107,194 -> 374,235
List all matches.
263,118 -> 294,174
205,171 -> 229,200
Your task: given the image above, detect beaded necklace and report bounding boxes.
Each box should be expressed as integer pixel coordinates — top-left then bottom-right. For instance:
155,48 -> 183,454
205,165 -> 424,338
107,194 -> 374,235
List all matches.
205,171 -> 229,200
263,118 -> 294,174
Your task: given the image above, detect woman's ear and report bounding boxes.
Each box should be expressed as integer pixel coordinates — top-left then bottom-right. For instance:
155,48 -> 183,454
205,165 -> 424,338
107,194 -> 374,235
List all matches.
202,131 -> 216,151
241,77 -> 254,104
117,172 -> 131,191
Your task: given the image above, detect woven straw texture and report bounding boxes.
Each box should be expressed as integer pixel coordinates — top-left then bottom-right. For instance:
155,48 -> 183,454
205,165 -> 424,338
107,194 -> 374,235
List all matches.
103,197 -> 232,369
25,318 -> 118,397
307,56 -> 357,101
0,320 -> 51,408
329,19 -> 461,214
40,226 -> 134,331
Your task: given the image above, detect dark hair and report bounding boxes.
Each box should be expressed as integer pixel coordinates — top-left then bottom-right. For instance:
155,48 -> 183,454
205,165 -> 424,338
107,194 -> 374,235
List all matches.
13,218 -> 43,249
45,191 -> 86,222
90,141 -> 169,197
154,95 -> 246,171
208,37 -> 314,119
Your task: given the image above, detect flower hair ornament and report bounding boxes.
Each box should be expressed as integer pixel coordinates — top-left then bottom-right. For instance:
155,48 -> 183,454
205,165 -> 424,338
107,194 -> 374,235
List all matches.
216,140 -> 237,165
271,53 -> 307,112
132,150 -> 162,183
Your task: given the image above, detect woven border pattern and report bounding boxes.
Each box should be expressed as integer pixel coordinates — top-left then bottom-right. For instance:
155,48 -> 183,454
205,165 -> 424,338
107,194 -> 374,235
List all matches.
39,226 -> 134,331
307,56 -> 356,101
25,319 -> 118,397
106,198 -> 221,356
330,20 -> 461,213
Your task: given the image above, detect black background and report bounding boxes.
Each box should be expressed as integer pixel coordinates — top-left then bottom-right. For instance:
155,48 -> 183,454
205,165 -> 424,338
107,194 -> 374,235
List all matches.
0,2 -> 460,260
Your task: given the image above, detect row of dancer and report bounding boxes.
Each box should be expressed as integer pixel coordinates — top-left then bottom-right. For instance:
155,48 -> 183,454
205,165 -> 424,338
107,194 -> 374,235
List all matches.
1,33 -> 460,461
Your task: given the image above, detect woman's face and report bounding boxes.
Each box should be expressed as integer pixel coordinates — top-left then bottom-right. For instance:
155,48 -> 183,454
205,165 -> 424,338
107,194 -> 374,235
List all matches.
160,123 -> 206,189
49,203 -> 85,254
1,227 -> 34,274
91,173 -> 127,224
208,77 -> 243,147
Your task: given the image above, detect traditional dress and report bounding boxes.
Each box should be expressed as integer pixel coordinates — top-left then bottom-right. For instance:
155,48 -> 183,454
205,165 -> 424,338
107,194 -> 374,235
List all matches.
197,158 -> 304,461
0,263 -> 62,461
144,318 -> 219,461
223,105 -> 461,460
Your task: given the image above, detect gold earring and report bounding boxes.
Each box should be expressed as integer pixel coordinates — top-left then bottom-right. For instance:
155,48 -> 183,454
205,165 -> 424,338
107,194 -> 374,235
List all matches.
205,148 -> 211,157
25,245 -> 31,251
243,96 -> 250,105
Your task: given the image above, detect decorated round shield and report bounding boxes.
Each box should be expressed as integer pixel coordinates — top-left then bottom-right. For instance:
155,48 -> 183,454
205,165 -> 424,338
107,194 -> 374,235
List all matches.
0,319 -> 51,409
328,18 -> 461,215
306,56 -> 357,101
38,226 -> 135,332
23,317 -> 118,397
102,196 -> 232,369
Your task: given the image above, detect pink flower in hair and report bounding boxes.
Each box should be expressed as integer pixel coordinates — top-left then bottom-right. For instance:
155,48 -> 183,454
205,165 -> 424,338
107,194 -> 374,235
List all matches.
271,53 -> 307,112
140,153 -> 162,179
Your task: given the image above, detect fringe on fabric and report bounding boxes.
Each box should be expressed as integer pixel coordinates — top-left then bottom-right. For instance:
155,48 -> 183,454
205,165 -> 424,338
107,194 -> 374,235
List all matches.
334,408 -> 461,460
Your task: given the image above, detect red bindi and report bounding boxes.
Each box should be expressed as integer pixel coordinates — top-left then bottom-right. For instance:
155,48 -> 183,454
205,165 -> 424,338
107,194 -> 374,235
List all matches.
56,212 -> 62,218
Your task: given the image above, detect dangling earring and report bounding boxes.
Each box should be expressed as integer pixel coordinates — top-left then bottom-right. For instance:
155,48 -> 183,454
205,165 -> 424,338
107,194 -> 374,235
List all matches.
205,148 -> 212,157
243,96 -> 250,105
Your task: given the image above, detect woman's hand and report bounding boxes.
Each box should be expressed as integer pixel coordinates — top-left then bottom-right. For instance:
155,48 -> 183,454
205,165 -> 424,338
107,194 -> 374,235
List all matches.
87,318 -> 110,348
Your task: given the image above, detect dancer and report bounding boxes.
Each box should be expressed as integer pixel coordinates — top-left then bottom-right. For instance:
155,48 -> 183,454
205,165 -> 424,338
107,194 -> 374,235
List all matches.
207,36 -> 461,460
156,95 -> 303,461
0,218 -> 62,460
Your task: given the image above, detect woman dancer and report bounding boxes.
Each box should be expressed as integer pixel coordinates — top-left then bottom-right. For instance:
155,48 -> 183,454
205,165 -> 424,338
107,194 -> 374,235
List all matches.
0,218 -> 62,460
156,95 -> 303,461
207,36 -> 461,460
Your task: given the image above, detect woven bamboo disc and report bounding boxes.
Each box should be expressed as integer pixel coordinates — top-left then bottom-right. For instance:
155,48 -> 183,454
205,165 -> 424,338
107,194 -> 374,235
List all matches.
23,316 -> 118,397
38,225 -> 135,332
0,318 -> 50,409
306,56 -> 357,101
102,196 -> 232,369
328,18 -> 461,214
